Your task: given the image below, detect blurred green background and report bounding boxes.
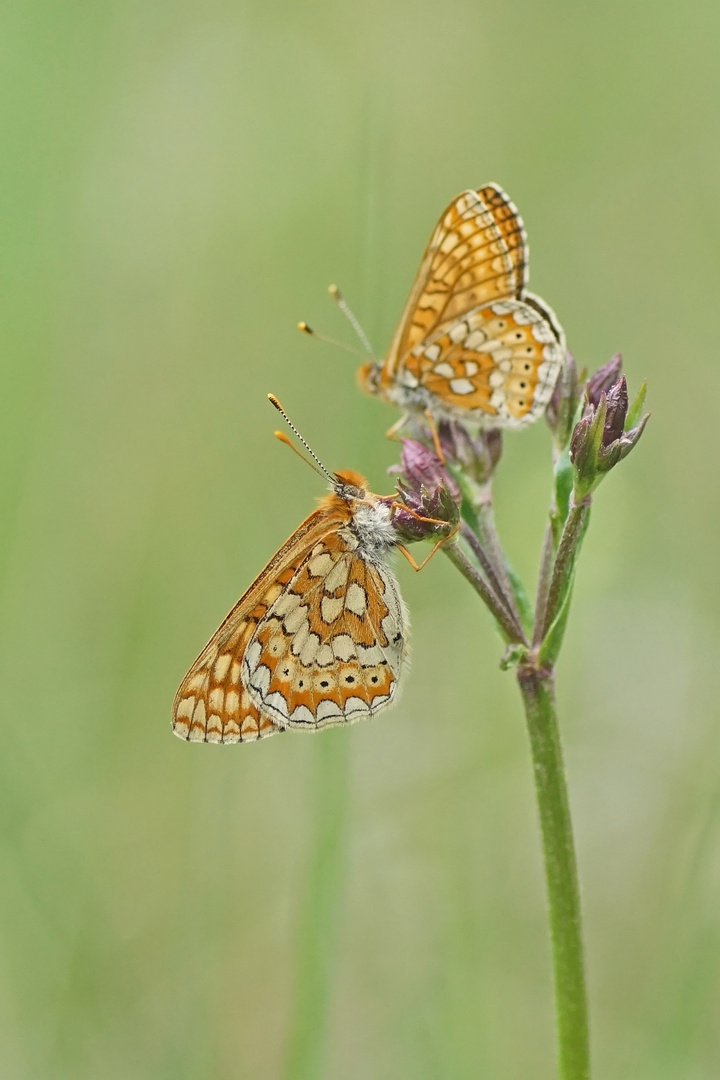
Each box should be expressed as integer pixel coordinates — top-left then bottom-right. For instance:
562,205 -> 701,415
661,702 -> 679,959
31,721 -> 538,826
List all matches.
1,0 -> 719,1076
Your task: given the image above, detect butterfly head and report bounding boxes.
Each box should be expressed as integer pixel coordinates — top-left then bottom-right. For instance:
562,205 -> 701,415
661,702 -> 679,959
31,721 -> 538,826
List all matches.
357,360 -> 382,397
321,469 -> 400,555
332,468 -> 368,501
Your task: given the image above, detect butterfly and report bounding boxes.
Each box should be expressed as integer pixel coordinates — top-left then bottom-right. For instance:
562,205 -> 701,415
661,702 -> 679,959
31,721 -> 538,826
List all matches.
172,398 -> 454,744
358,184 -> 566,428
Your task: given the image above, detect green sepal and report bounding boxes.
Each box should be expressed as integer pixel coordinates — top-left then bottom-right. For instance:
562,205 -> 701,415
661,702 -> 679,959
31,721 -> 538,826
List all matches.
450,463 -> 532,637
459,492 -> 481,539
625,380 -> 647,431
572,394 -> 607,502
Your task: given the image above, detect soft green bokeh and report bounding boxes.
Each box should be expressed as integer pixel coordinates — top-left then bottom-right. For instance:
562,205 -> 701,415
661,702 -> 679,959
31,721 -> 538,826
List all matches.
1,1 -> 719,1076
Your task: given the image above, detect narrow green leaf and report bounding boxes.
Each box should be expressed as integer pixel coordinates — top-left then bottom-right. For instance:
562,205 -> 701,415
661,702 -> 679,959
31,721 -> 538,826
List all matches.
506,562 -> 534,635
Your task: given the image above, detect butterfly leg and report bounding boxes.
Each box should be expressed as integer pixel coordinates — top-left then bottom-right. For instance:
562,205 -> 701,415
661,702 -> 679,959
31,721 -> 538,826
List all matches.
397,524 -> 459,572
385,414 -> 410,443
389,501 -> 455,531
423,409 -> 445,464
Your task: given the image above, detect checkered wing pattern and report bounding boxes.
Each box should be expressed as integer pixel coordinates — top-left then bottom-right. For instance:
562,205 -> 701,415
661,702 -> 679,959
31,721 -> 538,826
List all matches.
172,516 -> 406,742
403,294 -> 565,426
243,531 -> 406,730
386,185 -> 528,372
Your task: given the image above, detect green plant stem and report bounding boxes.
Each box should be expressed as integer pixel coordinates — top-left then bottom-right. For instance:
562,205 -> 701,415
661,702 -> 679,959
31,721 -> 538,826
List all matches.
459,521 -> 514,617
533,519 -> 556,647
541,501 -> 591,641
474,489 -> 525,628
516,667 -> 589,1080
444,541 -> 527,644
285,732 -> 350,1080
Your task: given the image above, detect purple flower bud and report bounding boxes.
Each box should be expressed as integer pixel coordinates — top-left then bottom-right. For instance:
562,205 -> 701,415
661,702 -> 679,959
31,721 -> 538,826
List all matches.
389,483 -> 459,542
602,376 -> 628,447
586,353 -> 622,408
437,420 -> 502,485
597,409 -> 650,471
387,438 -> 461,543
569,373 -> 649,501
398,439 -> 461,502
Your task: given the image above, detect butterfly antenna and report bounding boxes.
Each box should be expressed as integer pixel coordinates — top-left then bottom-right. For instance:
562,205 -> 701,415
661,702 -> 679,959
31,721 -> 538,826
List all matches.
296,321 -> 366,361
328,284 -> 374,355
267,394 -> 337,485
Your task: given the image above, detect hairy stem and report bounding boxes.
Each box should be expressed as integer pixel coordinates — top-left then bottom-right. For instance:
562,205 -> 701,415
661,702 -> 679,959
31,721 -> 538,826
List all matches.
459,521 -> 516,619
474,491 -> 525,627
517,668 -> 589,1080
285,732 -> 350,1080
444,541 -> 527,644
542,501 -> 591,641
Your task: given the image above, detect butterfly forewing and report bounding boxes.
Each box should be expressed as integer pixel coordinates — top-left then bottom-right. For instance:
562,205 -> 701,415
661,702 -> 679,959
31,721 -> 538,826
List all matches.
476,184 -> 528,294
172,507 -> 345,743
386,186 -> 528,371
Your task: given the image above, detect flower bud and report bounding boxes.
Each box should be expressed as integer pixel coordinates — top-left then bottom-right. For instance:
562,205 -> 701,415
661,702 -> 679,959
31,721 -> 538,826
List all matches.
585,352 -> 622,407
387,439 -> 460,543
438,420 -> 502,486
397,438 -> 461,502
602,375 -> 628,446
569,368 -> 649,501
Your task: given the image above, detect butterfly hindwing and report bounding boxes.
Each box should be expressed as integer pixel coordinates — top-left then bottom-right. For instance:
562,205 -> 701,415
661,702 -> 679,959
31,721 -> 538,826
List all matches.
172,505 -> 408,742
403,296 -> 564,426
243,533 -> 407,730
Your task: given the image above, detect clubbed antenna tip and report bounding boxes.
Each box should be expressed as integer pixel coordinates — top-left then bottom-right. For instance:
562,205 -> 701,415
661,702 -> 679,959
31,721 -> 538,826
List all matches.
267,394 -> 336,485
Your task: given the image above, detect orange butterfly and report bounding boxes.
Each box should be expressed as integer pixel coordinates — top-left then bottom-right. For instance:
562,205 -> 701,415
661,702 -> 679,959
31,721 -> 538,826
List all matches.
358,184 -> 565,428
172,398 -> 455,744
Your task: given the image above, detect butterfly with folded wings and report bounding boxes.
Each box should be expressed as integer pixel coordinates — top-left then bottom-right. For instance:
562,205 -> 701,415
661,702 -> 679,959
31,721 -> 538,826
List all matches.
172,400 -> 456,744
358,185 -> 566,428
